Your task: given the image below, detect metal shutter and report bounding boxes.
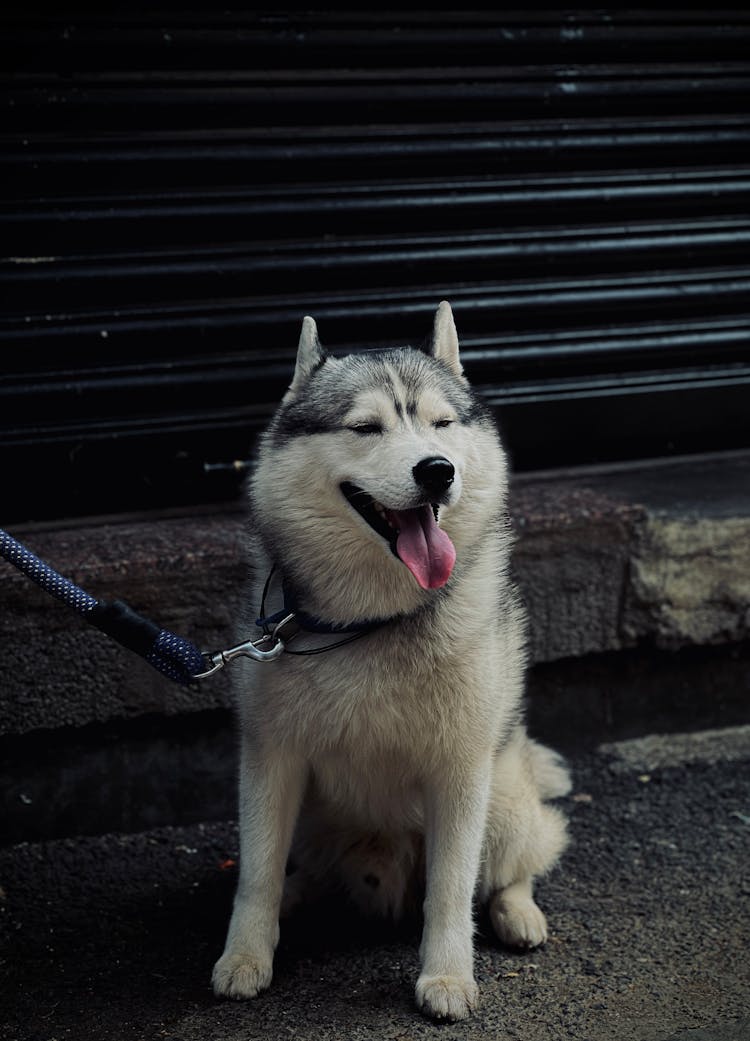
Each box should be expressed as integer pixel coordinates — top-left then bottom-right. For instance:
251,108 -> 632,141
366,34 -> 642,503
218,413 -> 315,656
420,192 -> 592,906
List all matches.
1,10 -> 749,521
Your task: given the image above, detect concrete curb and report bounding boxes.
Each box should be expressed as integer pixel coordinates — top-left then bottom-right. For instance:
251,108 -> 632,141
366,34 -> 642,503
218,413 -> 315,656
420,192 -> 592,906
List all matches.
599,723 -> 750,774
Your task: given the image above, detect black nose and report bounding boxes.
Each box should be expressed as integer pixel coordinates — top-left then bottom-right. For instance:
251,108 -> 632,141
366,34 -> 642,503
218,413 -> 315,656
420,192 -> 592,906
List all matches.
412,456 -> 455,497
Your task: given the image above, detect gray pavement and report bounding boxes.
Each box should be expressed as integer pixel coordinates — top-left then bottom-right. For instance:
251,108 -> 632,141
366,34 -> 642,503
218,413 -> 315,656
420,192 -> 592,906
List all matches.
1,729 -> 749,1041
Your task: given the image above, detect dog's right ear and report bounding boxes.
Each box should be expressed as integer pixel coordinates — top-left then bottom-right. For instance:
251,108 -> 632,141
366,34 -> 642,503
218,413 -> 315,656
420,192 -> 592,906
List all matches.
287,315 -> 327,396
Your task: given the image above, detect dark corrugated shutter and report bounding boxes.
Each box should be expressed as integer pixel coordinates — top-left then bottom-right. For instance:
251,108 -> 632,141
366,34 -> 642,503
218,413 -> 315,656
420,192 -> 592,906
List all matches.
1,9 -> 749,521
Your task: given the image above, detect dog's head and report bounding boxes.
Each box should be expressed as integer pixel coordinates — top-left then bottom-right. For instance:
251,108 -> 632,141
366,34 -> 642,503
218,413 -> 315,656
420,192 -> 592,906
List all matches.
252,303 -> 508,621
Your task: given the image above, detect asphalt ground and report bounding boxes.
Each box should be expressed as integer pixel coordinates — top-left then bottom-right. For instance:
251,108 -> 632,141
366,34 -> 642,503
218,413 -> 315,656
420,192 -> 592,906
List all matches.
1,729 -> 749,1041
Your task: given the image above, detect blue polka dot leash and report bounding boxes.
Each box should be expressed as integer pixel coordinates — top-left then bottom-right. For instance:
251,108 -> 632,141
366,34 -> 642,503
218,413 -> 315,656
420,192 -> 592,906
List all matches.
0,526 -> 208,685
0,528 -> 369,683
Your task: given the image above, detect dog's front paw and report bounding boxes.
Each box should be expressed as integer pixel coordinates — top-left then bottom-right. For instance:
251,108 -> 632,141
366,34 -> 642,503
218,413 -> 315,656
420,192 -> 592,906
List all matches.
212,950 -> 273,1000
490,892 -> 548,950
415,973 -> 479,1021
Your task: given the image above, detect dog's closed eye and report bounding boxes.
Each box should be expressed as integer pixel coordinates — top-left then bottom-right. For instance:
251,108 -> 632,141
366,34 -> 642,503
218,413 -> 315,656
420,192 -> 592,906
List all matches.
349,422 -> 383,435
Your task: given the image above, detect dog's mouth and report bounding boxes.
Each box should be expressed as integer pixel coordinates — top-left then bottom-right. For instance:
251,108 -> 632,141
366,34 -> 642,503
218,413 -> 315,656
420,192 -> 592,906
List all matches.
340,481 -> 456,590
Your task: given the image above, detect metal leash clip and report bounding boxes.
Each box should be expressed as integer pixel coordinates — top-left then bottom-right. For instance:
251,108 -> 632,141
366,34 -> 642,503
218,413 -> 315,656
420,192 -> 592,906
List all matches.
194,613 -> 297,678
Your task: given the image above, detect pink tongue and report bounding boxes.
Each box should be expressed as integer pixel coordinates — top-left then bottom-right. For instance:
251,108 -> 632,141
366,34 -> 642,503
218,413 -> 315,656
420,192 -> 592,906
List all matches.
388,505 -> 456,590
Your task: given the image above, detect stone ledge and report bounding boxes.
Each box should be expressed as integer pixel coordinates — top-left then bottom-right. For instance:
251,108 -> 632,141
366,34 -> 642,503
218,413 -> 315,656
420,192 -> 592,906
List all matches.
513,449 -> 750,660
1,450 -> 749,737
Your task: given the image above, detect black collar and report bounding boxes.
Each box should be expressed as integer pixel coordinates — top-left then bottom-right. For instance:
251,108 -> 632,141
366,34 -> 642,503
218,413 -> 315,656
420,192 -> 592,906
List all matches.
255,567 -> 394,636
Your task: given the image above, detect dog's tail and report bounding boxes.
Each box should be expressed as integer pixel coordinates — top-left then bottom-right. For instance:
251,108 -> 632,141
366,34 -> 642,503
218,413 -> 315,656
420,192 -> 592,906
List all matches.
526,739 -> 572,800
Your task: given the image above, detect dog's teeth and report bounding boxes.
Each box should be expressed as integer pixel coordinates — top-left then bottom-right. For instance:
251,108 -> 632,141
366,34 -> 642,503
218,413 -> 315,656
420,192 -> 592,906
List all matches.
373,501 -> 385,514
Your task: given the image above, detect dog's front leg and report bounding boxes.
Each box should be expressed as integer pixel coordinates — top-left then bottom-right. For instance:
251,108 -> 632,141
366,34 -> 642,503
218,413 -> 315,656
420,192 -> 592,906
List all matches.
416,759 -> 492,1021
212,743 -> 307,1000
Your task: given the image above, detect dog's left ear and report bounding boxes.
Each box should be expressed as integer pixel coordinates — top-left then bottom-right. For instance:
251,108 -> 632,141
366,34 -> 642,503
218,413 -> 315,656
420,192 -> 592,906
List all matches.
288,315 -> 327,396
429,301 -> 463,376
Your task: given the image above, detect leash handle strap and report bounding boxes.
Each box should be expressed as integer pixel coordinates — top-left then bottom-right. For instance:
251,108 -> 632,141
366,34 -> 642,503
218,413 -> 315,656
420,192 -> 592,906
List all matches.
0,527 -> 206,685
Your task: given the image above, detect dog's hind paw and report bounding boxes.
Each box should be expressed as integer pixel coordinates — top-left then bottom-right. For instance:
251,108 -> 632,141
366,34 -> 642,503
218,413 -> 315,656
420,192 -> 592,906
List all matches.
212,951 -> 273,1000
490,890 -> 548,950
415,973 -> 479,1021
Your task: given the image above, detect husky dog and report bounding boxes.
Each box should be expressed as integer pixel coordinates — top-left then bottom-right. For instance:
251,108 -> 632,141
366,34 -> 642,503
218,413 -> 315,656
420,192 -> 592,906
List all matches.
212,302 -> 570,1021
